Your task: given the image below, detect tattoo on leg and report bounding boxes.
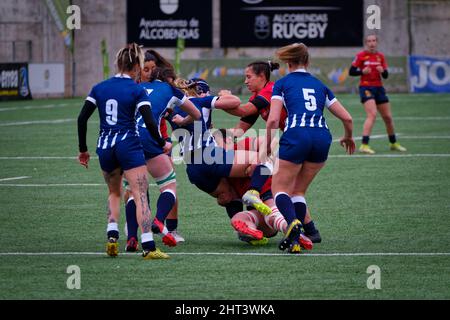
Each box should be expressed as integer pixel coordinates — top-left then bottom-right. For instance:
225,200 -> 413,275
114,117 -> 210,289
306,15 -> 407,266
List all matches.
137,174 -> 152,233
106,199 -> 115,223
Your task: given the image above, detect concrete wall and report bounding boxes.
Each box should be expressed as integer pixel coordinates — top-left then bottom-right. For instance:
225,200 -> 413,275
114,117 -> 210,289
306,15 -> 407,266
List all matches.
1,0 -> 449,96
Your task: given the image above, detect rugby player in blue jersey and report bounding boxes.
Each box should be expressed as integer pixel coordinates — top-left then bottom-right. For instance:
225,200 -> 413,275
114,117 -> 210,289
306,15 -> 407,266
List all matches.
124,67 -> 201,252
77,43 -> 172,259
266,43 -> 356,253
168,78 -> 273,218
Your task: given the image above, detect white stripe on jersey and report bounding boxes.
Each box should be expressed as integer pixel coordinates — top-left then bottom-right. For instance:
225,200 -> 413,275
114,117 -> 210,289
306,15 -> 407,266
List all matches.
211,96 -> 219,109
86,96 -> 97,106
310,114 -> 315,128
102,130 -> 111,150
121,131 -> 128,141
325,97 -> 337,109
289,114 -> 297,129
111,132 -> 118,148
284,117 -> 289,132
97,131 -> 104,148
300,113 -> 306,127
137,102 -> 151,110
318,116 -> 323,128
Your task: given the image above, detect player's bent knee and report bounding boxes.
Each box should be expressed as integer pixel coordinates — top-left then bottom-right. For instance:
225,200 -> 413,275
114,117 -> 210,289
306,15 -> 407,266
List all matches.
217,192 -> 234,206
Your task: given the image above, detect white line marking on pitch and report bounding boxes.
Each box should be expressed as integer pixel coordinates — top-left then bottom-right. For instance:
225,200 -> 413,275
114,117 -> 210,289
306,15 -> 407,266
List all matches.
0,104 -> 73,112
0,252 -> 449,257
0,176 -> 31,182
0,119 -> 74,127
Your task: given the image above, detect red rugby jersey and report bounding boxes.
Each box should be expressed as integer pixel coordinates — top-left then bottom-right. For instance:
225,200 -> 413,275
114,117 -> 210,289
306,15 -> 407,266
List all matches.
242,82 -> 287,130
352,51 -> 388,87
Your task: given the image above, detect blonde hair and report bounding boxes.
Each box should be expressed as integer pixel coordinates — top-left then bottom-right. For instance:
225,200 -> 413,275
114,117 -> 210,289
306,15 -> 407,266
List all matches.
276,43 -> 309,67
174,78 -> 199,97
115,43 -> 144,73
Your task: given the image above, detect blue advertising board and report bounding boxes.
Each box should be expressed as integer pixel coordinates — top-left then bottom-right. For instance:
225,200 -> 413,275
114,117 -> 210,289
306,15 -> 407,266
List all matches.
409,56 -> 450,93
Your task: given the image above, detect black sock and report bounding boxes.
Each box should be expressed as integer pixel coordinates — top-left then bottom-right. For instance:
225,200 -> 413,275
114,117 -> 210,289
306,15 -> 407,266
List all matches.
125,199 -> 139,240
389,135 -> 397,144
225,200 -> 243,219
362,136 -> 370,145
303,221 -> 318,235
141,241 -> 156,251
107,230 -> 119,240
166,219 -> 178,232
293,201 -> 307,225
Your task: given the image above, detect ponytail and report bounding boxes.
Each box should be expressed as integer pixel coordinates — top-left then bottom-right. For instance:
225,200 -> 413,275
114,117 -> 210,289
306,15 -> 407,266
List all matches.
247,60 -> 280,81
115,43 -> 144,73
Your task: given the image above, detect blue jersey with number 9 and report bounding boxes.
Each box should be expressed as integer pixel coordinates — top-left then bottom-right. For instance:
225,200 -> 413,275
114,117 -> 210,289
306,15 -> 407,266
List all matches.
86,74 -> 151,149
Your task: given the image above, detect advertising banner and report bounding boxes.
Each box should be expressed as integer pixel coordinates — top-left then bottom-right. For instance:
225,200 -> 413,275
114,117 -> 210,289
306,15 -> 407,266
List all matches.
29,64 -> 65,94
180,57 -> 408,94
0,63 -> 32,101
221,0 -> 363,47
43,0 -> 73,52
127,0 -> 213,47
409,56 -> 450,93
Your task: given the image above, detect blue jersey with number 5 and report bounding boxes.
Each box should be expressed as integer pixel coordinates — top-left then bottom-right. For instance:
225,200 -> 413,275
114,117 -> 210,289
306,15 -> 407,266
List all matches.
272,69 -> 337,132
86,74 -> 151,150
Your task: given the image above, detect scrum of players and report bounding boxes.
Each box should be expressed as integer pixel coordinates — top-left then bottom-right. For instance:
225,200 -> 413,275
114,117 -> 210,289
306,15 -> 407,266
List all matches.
77,41 -> 357,259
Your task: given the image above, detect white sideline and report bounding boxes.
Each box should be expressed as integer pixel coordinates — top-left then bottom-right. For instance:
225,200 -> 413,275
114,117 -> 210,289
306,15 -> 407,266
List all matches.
0,176 -> 31,182
0,119 -> 74,127
0,252 -> 449,257
0,103 -> 73,112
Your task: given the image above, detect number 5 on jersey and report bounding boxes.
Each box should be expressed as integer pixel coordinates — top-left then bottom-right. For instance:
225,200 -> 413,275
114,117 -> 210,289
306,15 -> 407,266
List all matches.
303,89 -> 317,111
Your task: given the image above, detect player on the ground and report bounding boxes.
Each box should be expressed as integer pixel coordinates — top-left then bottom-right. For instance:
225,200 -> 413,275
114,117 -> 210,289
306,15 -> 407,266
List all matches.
267,43 -> 355,254
77,43 -> 171,259
349,34 -> 406,154
124,67 -> 201,252
212,129 -> 313,250
167,78 -> 273,216
224,60 -> 323,243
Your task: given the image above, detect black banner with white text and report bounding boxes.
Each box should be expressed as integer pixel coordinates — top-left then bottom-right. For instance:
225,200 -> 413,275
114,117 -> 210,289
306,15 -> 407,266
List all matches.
0,63 -> 32,101
127,0 -> 213,47
221,0 -> 363,47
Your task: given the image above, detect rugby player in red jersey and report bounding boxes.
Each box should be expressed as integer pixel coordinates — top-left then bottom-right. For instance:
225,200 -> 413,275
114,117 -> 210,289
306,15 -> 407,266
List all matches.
349,34 -> 406,154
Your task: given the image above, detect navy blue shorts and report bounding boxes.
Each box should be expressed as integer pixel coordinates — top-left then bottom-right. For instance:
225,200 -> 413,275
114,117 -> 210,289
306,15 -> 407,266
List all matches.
278,127 -> 332,165
186,146 -> 234,194
138,126 -> 164,160
96,136 -> 146,173
359,86 -> 389,104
